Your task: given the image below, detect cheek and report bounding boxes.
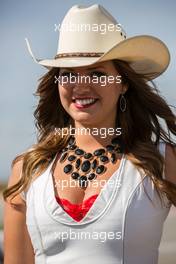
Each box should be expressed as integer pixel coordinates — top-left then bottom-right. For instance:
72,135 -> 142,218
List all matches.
112,83 -> 122,103
101,83 -> 121,105
58,85 -> 72,106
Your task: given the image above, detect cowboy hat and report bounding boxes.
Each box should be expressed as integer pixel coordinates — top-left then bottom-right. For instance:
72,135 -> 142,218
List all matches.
25,4 -> 170,79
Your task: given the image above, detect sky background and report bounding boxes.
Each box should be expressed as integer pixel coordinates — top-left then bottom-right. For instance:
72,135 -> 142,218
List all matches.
0,0 -> 176,182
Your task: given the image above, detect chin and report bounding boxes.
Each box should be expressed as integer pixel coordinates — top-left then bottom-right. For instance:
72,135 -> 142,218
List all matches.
72,115 -> 98,126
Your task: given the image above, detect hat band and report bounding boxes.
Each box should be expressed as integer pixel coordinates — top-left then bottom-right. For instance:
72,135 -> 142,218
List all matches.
55,52 -> 104,59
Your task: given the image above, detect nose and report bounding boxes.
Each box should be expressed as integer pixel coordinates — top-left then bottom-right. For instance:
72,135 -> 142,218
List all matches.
72,73 -> 92,90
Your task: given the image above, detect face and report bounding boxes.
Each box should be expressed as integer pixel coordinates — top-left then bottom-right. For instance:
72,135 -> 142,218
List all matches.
58,60 -> 127,128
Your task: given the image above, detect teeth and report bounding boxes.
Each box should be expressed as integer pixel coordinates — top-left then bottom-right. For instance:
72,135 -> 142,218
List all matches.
75,98 -> 97,105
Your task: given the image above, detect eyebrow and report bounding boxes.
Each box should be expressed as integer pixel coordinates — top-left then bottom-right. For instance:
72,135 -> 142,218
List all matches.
60,66 -> 106,71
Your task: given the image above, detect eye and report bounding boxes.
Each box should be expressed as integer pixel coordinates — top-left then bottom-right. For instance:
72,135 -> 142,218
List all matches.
90,71 -> 107,78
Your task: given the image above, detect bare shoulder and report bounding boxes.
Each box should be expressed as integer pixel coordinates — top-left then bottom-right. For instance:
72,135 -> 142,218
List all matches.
6,157 -> 25,206
9,158 -> 23,180
165,143 -> 176,184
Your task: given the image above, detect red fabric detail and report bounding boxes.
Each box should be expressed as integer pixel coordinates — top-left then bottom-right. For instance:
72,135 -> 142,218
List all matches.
55,194 -> 99,222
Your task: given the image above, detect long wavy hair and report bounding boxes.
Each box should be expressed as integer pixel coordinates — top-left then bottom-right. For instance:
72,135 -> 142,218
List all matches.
3,59 -> 176,205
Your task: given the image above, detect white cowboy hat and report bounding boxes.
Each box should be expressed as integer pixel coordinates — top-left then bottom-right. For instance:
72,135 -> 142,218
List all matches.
25,4 -> 170,79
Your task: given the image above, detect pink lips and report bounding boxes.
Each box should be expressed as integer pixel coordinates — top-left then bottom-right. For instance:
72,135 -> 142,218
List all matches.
72,98 -> 98,109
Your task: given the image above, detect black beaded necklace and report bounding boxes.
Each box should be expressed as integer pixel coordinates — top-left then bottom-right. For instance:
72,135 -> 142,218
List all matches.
58,135 -> 124,189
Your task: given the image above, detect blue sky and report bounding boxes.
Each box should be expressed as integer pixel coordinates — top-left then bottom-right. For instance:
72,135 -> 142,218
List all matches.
0,0 -> 176,182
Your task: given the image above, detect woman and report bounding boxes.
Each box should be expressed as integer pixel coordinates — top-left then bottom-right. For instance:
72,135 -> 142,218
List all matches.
3,4 -> 176,264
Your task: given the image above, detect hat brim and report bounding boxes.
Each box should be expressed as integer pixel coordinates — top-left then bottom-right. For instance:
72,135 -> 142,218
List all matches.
26,35 -> 170,80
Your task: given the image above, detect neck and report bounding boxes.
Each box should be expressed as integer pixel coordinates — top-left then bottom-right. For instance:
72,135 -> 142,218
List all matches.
70,121 -> 121,152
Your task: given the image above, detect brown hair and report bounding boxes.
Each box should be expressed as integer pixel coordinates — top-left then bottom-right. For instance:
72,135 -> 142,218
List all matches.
3,59 -> 176,205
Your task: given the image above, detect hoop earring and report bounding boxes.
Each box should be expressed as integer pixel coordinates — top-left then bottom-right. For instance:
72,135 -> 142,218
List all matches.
120,94 -> 127,112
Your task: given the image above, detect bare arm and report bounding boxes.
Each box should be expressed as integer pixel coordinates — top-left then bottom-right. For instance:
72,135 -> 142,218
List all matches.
3,159 -> 35,264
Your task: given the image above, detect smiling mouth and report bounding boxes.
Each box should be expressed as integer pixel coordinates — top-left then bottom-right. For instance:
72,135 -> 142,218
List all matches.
72,98 -> 99,109
72,98 -> 99,106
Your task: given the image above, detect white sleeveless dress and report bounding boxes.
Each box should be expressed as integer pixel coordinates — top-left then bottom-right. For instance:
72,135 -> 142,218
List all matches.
20,141 -> 171,264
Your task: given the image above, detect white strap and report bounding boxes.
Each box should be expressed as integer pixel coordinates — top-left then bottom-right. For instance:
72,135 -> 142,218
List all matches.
158,141 -> 166,179
19,153 -> 59,201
